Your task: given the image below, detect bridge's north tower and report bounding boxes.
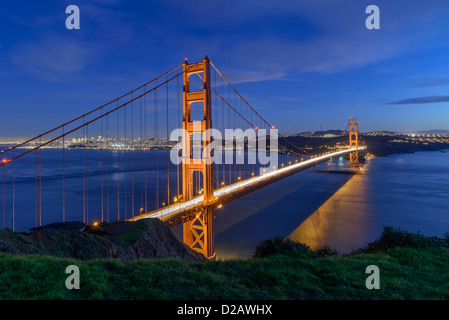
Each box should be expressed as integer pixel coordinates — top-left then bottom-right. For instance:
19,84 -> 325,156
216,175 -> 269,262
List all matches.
182,57 -> 216,260
349,118 -> 359,167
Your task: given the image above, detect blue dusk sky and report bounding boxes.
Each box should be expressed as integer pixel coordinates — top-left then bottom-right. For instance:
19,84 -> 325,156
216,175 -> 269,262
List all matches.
1,0 -> 449,138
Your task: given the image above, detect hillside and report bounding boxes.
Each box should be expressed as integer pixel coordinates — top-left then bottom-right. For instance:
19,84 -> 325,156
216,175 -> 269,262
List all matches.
0,226 -> 448,299
0,219 -> 206,262
283,134 -> 449,157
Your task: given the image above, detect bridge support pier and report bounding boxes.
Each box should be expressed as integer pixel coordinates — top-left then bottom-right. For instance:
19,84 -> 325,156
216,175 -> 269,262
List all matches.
181,57 -> 216,260
183,206 -> 215,260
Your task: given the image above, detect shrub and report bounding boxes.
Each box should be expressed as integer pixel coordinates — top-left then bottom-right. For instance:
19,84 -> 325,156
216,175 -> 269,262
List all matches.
363,226 -> 448,253
314,245 -> 338,257
444,233 -> 449,245
253,236 -> 313,258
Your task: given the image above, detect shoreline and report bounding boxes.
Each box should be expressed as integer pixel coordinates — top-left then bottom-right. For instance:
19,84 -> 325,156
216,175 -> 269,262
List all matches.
365,141 -> 449,157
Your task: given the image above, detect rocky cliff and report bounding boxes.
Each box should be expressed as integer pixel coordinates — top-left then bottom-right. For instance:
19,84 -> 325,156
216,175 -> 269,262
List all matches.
0,219 -> 206,262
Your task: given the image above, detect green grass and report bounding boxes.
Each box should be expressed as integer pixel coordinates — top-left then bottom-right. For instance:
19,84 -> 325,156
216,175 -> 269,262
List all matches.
0,226 -> 448,299
115,222 -> 147,246
0,247 -> 448,299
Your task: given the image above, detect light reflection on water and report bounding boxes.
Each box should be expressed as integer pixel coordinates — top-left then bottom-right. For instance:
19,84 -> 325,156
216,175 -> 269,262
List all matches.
287,167 -> 373,254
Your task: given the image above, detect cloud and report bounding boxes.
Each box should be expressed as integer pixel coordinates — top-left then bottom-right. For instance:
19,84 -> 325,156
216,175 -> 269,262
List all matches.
388,95 -> 449,105
168,0 -> 449,83
407,77 -> 449,88
7,1 -> 136,81
370,98 -> 389,103
90,0 -> 122,5
10,36 -> 98,81
230,33 -> 408,75
221,69 -> 286,84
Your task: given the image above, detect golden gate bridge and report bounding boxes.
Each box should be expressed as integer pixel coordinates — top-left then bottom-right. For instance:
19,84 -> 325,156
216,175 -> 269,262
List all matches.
0,57 -> 363,260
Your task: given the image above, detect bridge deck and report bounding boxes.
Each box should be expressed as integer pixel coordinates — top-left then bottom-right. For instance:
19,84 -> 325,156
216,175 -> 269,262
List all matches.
129,148 -> 363,226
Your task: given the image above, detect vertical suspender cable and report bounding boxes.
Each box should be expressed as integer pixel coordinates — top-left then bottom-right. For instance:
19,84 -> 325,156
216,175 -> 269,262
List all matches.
35,151 -> 38,227
106,114 -> 110,222
144,87 -> 148,212
124,106 -> 127,219
86,124 -> 89,224
117,101 -> 120,221
12,150 -> 14,231
2,164 -> 5,229
131,94 -> 134,217
101,109 -> 104,222
39,138 -> 42,226
222,75 -> 224,186
166,75 -> 170,206
154,81 -> 159,209
140,96 -> 144,213
176,74 -> 180,200
62,126 -> 65,222
82,118 -> 86,223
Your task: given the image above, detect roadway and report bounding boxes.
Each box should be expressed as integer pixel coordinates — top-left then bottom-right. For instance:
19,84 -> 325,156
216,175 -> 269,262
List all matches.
129,147 -> 363,224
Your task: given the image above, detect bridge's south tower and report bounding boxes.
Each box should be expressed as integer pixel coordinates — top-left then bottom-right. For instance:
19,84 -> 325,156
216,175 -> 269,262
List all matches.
349,118 -> 359,167
182,57 -> 215,260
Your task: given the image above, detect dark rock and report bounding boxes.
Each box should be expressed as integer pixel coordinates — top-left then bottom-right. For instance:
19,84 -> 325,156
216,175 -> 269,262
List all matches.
29,221 -> 86,232
0,219 -> 206,262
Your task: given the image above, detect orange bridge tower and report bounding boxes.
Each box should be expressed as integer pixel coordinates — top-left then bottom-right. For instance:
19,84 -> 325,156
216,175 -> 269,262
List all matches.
182,57 -> 216,260
349,118 -> 359,167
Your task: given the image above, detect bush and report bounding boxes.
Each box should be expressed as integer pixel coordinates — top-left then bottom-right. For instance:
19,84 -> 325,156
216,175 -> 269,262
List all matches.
314,246 -> 338,257
253,236 -> 313,258
363,226 -> 448,253
444,233 -> 449,245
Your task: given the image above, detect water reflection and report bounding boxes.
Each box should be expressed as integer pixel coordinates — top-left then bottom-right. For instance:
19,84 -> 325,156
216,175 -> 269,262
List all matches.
287,165 -> 374,253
